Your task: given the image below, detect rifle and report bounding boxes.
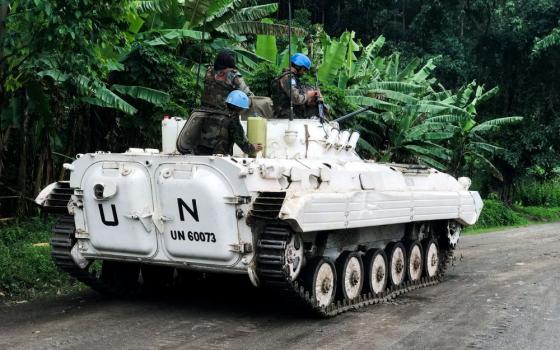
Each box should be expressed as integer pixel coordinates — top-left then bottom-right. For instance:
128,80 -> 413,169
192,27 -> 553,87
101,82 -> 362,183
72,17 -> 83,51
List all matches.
332,106 -> 373,124
314,72 -> 326,123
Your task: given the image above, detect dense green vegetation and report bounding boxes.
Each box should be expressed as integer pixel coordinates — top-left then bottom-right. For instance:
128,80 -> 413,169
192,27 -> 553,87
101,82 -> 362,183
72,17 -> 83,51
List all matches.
0,218 -> 81,300
3,0 -> 555,216
470,199 -> 528,229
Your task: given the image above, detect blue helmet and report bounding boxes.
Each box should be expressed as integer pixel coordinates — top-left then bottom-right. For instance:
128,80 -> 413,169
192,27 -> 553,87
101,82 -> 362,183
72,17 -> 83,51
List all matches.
225,90 -> 250,109
290,53 -> 312,70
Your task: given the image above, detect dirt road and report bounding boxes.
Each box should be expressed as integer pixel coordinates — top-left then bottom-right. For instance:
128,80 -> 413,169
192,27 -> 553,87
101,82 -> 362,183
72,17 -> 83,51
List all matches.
1,224 -> 559,350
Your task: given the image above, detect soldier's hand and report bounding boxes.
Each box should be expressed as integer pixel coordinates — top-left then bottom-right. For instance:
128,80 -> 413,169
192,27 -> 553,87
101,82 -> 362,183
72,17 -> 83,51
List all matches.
306,89 -> 319,104
253,143 -> 263,152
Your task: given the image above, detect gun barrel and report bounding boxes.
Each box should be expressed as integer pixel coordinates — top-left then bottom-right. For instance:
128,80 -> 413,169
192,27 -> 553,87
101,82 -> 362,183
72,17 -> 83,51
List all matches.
332,106 -> 371,123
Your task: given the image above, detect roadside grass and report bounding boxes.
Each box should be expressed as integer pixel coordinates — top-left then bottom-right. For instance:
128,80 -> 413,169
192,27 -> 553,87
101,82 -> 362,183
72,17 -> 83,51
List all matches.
0,218 -> 83,303
464,199 -> 560,235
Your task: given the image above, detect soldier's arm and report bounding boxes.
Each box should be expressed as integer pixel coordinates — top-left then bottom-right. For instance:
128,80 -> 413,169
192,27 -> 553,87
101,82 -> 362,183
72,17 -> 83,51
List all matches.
227,71 -> 254,97
230,117 -> 255,154
233,75 -> 254,97
280,75 -> 307,106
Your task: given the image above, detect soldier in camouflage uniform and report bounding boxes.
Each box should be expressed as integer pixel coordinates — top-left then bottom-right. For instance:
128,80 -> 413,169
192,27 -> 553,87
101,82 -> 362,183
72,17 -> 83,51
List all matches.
201,50 -> 254,110
272,53 -> 322,119
177,91 -> 262,156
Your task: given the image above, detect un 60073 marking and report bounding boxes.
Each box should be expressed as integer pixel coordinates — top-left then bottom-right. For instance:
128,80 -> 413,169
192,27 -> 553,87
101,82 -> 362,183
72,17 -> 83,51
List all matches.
170,230 -> 216,243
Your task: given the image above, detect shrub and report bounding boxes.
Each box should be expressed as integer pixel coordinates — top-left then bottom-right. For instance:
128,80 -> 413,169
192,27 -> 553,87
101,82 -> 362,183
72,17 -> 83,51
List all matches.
513,180 -> 560,207
513,206 -> 560,222
0,218 -> 81,301
472,199 -> 528,229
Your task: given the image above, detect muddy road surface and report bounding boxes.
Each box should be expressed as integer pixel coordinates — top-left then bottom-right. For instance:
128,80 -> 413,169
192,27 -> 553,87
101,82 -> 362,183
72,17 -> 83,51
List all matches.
1,224 -> 559,350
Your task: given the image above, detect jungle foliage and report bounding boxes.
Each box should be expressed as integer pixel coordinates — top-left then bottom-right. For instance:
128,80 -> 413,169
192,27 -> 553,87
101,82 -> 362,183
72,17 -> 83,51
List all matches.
0,0 -> 558,217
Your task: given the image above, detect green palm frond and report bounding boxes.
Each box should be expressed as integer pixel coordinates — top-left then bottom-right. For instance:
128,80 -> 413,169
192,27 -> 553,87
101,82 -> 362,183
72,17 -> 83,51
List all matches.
467,151 -> 503,181
426,114 -> 470,123
412,57 -> 437,84
112,85 -> 170,105
345,95 -> 401,113
357,138 -> 381,157
404,143 -> 450,160
226,3 -> 278,24
75,75 -> 137,115
357,82 -> 424,94
146,29 -> 209,46
471,116 -> 523,133
353,36 -> 385,76
417,155 -> 447,171
317,31 -> 351,84
469,142 -> 503,154
218,21 -> 307,36
397,57 -> 421,80
184,0 -> 233,29
38,69 -> 69,83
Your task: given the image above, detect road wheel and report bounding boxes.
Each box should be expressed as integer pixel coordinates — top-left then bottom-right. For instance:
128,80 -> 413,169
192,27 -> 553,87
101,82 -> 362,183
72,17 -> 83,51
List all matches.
407,242 -> 423,282
302,258 -> 336,308
424,240 -> 440,278
388,242 -> 406,287
336,252 -> 364,300
285,233 -> 304,281
364,249 -> 388,295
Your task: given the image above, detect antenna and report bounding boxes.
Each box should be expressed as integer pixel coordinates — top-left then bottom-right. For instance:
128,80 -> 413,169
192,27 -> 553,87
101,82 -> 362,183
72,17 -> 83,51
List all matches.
195,16 -> 207,106
288,0 -> 294,121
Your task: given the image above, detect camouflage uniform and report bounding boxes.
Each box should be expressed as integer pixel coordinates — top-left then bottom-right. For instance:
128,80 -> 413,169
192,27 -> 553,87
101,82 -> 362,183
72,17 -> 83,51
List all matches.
271,70 -> 309,119
201,67 -> 253,110
177,108 -> 255,156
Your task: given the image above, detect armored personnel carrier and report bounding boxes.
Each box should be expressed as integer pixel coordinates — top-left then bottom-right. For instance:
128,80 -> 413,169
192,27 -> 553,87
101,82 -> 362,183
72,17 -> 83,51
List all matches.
36,116 -> 483,316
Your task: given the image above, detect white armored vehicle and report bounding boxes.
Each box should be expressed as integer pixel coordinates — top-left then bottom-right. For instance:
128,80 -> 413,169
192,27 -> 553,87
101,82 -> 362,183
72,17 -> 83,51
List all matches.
37,115 -> 483,316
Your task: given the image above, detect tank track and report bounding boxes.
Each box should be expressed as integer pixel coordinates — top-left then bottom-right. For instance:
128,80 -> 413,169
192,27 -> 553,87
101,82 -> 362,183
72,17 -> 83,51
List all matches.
256,222 -> 454,317
51,215 -> 131,296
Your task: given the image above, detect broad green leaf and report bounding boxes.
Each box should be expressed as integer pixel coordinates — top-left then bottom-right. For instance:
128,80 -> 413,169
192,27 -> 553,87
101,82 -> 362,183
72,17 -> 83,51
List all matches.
357,138 -> 380,157
218,21 -> 307,36
93,85 -> 138,115
412,58 -> 437,84
471,116 -> 523,133
397,57 -> 420,80
357,82 -> 423,94
417,155 -> 447,170
255,19 -> 277,62
112,85 -> 170,105
426,114 -> 470,123
184,0 -> 233,29
227,3 -> 278,24
404,143 -> 450,160
38,70 -> 69,83
345,95 -> 401,113
146,29 -> 208,46
317,31 -> 351,84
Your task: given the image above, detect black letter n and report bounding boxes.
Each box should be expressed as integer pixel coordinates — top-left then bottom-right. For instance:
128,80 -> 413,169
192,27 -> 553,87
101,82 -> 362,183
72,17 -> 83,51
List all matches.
178,198 -> 199,222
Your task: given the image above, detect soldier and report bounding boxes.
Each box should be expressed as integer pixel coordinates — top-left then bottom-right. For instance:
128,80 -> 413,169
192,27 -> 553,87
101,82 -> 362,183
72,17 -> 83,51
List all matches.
271,53 -> 322,119
201,50 -> 254,110
177,90 -> 262,156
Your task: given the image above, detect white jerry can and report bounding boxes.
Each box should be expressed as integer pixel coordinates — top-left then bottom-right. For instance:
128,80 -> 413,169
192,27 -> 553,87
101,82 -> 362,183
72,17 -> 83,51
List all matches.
161,116 -> 187,154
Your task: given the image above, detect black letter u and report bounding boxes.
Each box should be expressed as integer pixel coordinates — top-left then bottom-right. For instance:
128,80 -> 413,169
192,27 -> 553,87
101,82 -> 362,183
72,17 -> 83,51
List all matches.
99,204 -> 119,226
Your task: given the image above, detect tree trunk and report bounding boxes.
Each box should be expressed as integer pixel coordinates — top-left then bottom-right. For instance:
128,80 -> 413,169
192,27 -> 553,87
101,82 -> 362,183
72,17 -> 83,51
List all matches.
17,92 -> 30,216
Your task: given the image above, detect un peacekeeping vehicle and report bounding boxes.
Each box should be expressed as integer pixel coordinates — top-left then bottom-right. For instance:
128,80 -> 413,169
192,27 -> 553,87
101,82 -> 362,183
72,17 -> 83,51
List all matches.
36,114 -> 483,316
